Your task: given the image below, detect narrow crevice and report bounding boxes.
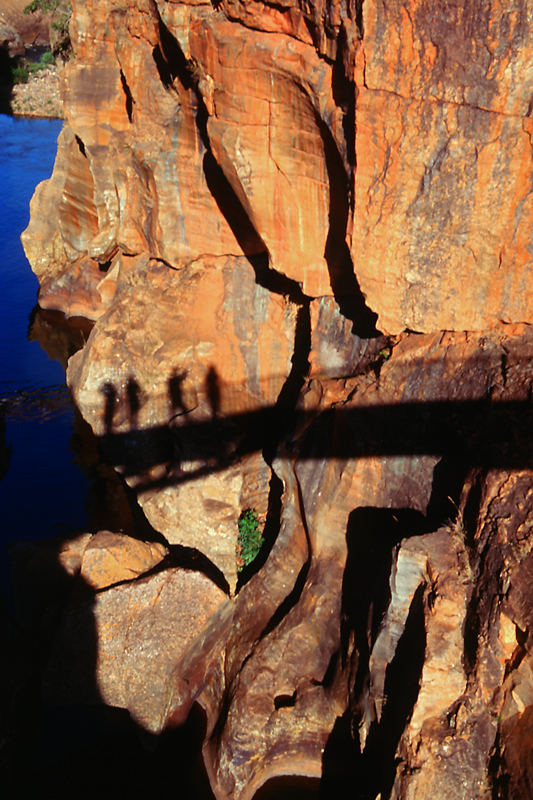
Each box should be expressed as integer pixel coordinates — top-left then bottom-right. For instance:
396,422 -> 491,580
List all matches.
151,255 -> 176,269
231,302 -> 310,590
246,252 -> 308,303
463,588 -> 481,674
489,732 -> 510,800
89,547 -> 228,596
331,25 -> 356,168
463,519 -> 503,678
236,291 -> 311,590
152,42 -> 177,89
75,134 -> 87,158
152,0 -> 377,351
258,471 -> 312,639
120,69 -> 134,123
315,109 -> 379,338
203,151 -> 268,258
425,456 -> 469,530
462,468 -> 485,550
360,582 -> 426,800
342,507 -> 428,672
166,544 -> 230,595
208,683 -> 235,747
152,7 -> 270,266
151,2 -> 327,317
151,3 -> 193,90
263,302 -> 311,465
259,557 -> 309,638
502,638 -> 527,680
355,0 -> 365,39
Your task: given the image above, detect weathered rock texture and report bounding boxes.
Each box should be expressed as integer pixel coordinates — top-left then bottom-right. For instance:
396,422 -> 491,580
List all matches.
20,0 -> 533,798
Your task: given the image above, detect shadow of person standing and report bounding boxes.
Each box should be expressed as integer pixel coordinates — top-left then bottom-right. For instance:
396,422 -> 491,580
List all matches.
126,376 -> 142,429
168,369 -> 188,418
100,382 -> 117,434
205,366 -> 221,419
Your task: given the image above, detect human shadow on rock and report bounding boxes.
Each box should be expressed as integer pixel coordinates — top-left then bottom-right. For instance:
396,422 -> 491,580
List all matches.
168,368 -> 189,417
96,395 -> 533,497
101,381 -> 118,434
126,375 -> 142,428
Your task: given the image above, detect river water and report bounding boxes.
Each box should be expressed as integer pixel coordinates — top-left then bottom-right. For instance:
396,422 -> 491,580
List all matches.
0,114 -> 89,590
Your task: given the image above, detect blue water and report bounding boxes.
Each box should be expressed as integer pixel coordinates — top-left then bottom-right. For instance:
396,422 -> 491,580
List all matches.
0,114 -> 89,584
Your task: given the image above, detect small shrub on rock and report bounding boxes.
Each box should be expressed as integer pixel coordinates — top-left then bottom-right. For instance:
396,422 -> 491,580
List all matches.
12,62 -> 29,84
236,508 -> 263,572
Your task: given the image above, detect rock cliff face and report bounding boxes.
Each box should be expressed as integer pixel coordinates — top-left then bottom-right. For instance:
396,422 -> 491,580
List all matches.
21,0 -> 533,797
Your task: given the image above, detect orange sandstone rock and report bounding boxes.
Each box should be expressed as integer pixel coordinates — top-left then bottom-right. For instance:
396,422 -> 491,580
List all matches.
44,566 -> 229,732
18,0 -> 533,796
80,530 -> 168,590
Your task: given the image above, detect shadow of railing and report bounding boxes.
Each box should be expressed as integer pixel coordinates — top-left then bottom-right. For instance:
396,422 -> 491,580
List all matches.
7,306 -> 533,799
97,398 -> 533,495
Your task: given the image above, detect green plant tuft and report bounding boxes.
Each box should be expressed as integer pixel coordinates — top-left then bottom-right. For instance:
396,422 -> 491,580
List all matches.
24,0 -> 62,12
10,47 -> 55,86
39,49 -> 55,66
236,508 -> 263,572
12,62 -> 29,84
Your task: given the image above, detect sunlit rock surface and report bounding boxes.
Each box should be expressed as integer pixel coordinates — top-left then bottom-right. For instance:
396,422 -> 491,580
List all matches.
79,529 -> 168,589
20,0 -> 533,797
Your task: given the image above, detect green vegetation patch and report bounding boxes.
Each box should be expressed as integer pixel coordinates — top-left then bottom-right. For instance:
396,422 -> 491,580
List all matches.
236,508 -> 263,572
10,49 -> 55,84
12,62 -> 30,84
24,0 -> 72,59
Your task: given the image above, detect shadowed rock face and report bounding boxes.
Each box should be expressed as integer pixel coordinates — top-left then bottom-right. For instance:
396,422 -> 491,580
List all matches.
18,0 -> 533,798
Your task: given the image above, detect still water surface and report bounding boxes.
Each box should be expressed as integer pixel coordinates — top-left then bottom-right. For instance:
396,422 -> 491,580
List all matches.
0,114 -> 89,588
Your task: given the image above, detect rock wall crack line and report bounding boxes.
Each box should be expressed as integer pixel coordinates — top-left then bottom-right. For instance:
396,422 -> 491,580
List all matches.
359,82 -> 533,121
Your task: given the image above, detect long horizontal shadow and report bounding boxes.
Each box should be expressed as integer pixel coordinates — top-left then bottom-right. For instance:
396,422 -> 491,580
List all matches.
98,399 -> 533,493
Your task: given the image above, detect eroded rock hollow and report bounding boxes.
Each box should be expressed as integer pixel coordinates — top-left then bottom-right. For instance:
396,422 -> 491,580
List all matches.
21,0 -> 533,797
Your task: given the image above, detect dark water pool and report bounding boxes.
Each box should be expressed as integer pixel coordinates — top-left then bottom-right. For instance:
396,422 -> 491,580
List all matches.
0,114 -> 89,589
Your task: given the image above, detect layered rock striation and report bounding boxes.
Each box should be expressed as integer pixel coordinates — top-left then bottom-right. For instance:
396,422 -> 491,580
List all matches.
21,0 -> 533,798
